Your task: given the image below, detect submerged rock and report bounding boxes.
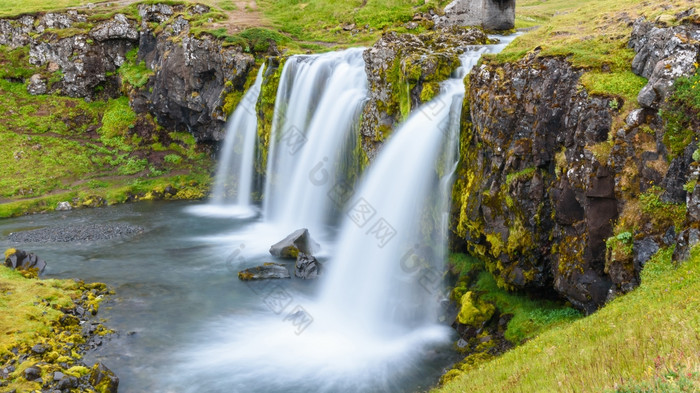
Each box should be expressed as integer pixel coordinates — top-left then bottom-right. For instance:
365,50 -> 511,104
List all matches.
295,253 -> 321,279
4,249 -> 47,274
269,228 -> 320,259
238,263 -> 291,281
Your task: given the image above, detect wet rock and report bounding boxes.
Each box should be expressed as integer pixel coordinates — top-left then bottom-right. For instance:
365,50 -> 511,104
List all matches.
89,362 -> 119,393
56,375 -> 78,390
360,28 -> 488,158
4,249 -> 47,274
269,228 -> 320,259
295,253 -> 321,279
55,201 -> 72,211
27,74 -> 47,95
457,52 -> 617,311
23,365 -> 41,381
238,263 -> 291,281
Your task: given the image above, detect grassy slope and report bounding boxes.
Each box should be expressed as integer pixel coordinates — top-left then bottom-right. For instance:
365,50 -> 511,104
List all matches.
0,5 -> 217,217
258,0 -> 451,44
438,248 -> 700,393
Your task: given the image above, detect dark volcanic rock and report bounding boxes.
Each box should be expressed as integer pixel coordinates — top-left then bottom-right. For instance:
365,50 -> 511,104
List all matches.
455,52 -> 617,312
23,366 -> 41,381
629,17 -> 700,109
0,6 -> 256,143
89,363 -> 119,393
360,27 -> 488,159
4,249 -> 47,274
134,4 -> 255,143
269,228 -> 320,259
238,263 -> 291,281
295,253 -> 321,279
8,223 -> 143,243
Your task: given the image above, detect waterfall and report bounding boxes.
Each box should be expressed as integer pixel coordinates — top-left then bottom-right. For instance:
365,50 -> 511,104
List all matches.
171,36 -> 518,393
263,48 -> 368,234
316,53 -> 476,335
189,65 -> 266,218
318,36 -> 518,334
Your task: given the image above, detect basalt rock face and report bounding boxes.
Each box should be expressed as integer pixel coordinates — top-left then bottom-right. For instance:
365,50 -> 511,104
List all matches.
629,17 -> 700,109
0,4 -> 255,143
360,27 -> 488,159
453,16 -> 700,313
0,11 -> 138,99
132,4 -> 255,143
454,52 -> 617,313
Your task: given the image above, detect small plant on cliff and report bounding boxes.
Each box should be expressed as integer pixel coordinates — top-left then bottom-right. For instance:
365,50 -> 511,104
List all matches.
661,68 -> 700,160
119,48 -> 154,89
606,230 -> 634,260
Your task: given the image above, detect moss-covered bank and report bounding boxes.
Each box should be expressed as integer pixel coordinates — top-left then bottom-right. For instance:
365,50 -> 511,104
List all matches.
0,258 -> 117,392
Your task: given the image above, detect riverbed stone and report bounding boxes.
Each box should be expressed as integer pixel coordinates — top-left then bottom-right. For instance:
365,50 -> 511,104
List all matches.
4,249 -> 47,274
269,228 -> 320,259
295,253 -> 321,279
238,263 -> 291,281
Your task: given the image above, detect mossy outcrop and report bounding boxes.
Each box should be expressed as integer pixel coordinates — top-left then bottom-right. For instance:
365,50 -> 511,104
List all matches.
0,4 -> 257,145
452,16 -> 700,313
360,27 -> 488,159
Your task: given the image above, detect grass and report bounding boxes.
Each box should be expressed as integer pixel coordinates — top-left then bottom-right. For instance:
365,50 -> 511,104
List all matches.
437,247 -> 700,392
258,0 -> 451,44
496,0 -> 696,112
0,56 -> 212,213
0,266 -> 78,359
661,67 -> 700,160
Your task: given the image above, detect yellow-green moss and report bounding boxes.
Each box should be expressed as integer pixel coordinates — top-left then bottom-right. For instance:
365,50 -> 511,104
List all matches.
457,291 -> 496,327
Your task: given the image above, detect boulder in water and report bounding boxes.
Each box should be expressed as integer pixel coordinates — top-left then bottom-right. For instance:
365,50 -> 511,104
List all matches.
4,249 -> 47,275
295,253 -> 321,279
269,228 -> 320,259
238,263 -> 291,281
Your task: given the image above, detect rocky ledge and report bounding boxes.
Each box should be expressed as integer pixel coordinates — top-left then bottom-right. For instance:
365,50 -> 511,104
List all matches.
360,27 -> 489,159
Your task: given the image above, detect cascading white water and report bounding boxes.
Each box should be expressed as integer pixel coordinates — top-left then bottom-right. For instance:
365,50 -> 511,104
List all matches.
170,36 -> 518,393
189,65 -> 266,218
263,48 -> 368,234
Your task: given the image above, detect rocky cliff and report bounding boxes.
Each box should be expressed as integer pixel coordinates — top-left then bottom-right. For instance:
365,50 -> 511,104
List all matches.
452,14 -> 700,313
360,27 -> 488,159
0,3 -> 256,144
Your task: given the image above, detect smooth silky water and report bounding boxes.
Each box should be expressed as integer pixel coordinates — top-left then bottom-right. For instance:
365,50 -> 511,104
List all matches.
0,36 -> 517,392
0,201 -> 457,392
